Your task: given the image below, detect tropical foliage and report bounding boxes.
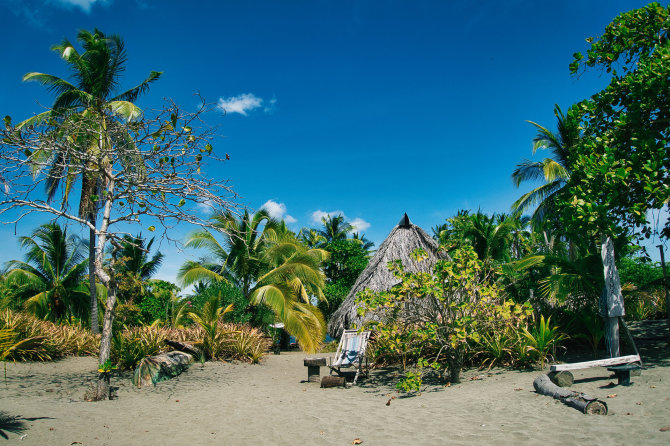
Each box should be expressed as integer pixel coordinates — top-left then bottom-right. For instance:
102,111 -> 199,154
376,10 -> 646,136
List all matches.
19,29 -> 162,333
3,223 -> 92,323
179,210 -> 329,353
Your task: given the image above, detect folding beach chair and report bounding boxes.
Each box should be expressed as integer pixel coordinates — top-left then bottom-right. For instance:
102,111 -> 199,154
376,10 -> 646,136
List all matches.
329,330 -> 371,384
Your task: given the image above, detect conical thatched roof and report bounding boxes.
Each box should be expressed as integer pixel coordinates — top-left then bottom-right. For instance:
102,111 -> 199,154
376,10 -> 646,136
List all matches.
327,213 -> 444,338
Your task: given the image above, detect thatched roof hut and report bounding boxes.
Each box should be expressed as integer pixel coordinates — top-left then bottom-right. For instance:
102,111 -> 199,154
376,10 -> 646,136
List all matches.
327,213 -> 444,338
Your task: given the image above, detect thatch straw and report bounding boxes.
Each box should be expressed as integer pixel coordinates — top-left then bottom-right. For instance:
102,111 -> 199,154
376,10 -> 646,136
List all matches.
327,214 -> 444,337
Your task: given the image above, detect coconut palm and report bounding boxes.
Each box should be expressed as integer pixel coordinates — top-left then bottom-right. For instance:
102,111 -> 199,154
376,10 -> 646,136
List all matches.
318,214 -> 354,243
179,210 -> 274,297
4,223 -> 90,323
298,228 -> 327,249
351,232 -> 375,254
179,211 -> 329,353
109,234 -> 164,304
19,29 -> 161,332
463,211 -> 516,264
512,104 -> 579,227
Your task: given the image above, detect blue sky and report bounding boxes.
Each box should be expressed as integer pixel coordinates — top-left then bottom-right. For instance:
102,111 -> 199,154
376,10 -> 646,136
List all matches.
0,0 -> 663,285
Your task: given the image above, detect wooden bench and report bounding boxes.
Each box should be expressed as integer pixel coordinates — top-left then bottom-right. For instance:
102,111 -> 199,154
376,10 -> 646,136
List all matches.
304,357 -> 326,383
548,354 -> 641,387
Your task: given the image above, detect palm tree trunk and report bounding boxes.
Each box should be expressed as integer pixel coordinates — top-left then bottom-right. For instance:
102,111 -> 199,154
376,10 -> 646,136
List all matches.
89,224 -> 99,334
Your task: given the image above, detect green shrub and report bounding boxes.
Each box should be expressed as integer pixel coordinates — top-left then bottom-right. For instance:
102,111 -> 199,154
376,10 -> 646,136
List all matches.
0,309 -> 98,360
226,325 -> 270,363
521,315 -> 566,369
111,325 -> 167,370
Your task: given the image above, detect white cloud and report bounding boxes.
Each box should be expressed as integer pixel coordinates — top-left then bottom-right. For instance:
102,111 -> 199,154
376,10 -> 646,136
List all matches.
217,93 -> 275,116
53,0 -> 104,13
262,200 -> 296,223
311,210 -> 345,224
310,210 -> 370,232
350,217 -> 371,232
197,198 -> 215,215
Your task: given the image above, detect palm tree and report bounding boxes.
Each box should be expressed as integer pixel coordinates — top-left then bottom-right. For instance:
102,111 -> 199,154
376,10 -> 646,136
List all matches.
4,223 -> 90,323
351,232 -> 375,254
109,234 -> 164,304
464,211 -> 516,264
318,214 -> 353,243
298,228 -> 326,249
512,104 -> 579,227
179,210 -> 274,297
179,211 -> 329,353
19,29 -> 161,332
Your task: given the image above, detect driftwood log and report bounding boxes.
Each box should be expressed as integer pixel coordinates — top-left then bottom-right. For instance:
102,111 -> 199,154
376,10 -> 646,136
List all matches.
321,376 -> 346,388
548,370 -> 574,387
165,339 -> 202,357
533,374 -> 607,415
132,351 -> 193,388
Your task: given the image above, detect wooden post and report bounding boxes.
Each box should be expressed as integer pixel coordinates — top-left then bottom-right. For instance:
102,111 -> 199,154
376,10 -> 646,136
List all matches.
657,245 -> 670,340
601,236 -> 625,358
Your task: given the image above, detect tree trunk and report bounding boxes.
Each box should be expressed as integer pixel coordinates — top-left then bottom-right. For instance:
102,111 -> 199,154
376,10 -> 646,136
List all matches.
93,174 -> 117,401
89,225 -> 99,334
601,235 -> 625,357
94,278 -> 117,400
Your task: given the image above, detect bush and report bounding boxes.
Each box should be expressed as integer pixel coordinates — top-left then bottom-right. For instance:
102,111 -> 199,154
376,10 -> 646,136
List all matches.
226,325 -> 271,363
114,304 -> 145,328
188,282 -> 274,327
0,309 -> 98,360
0,309 -> 270,368
111,325 -> 167,370
358,246 -> 538,387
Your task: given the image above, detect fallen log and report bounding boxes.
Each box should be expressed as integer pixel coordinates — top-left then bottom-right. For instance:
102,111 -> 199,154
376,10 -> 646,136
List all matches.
165,339 -> 202,357
533,374 -> 607,415
132,351 -> 193,388
321,376 -> 346,388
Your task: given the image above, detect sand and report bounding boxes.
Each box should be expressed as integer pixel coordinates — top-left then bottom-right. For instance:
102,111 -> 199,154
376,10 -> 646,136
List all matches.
2,325 -> 670,445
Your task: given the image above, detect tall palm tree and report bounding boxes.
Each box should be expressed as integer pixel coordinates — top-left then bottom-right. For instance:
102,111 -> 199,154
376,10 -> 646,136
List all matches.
19,29 -> 161,332
512,104 -> 579,227
318,214 -> 353,243
4,223 -> 90,322
109,234 -> 164,304
178,210 -> 329,353
179,210 -> 274,297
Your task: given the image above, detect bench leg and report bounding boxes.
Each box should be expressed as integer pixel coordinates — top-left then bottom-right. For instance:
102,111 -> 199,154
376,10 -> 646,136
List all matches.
307,365 -> 321,383
616,370 -> 632,386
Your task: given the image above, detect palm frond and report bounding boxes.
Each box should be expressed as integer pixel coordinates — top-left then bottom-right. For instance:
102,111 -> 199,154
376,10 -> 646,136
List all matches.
111,71 -> 163,102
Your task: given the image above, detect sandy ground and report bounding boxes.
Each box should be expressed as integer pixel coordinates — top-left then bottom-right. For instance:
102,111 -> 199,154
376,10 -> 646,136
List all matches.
2,323 -> 670,445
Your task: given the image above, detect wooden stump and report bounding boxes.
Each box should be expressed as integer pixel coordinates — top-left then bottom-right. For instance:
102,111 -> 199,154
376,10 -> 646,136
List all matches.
321,376 -> 346,388
304,357 -> 326,383
548,370 -> 574,387
533,374 -> 607,415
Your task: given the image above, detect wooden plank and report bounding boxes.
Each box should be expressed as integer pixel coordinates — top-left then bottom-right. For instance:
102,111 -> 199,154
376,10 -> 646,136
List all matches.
550,355 -> 640,372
